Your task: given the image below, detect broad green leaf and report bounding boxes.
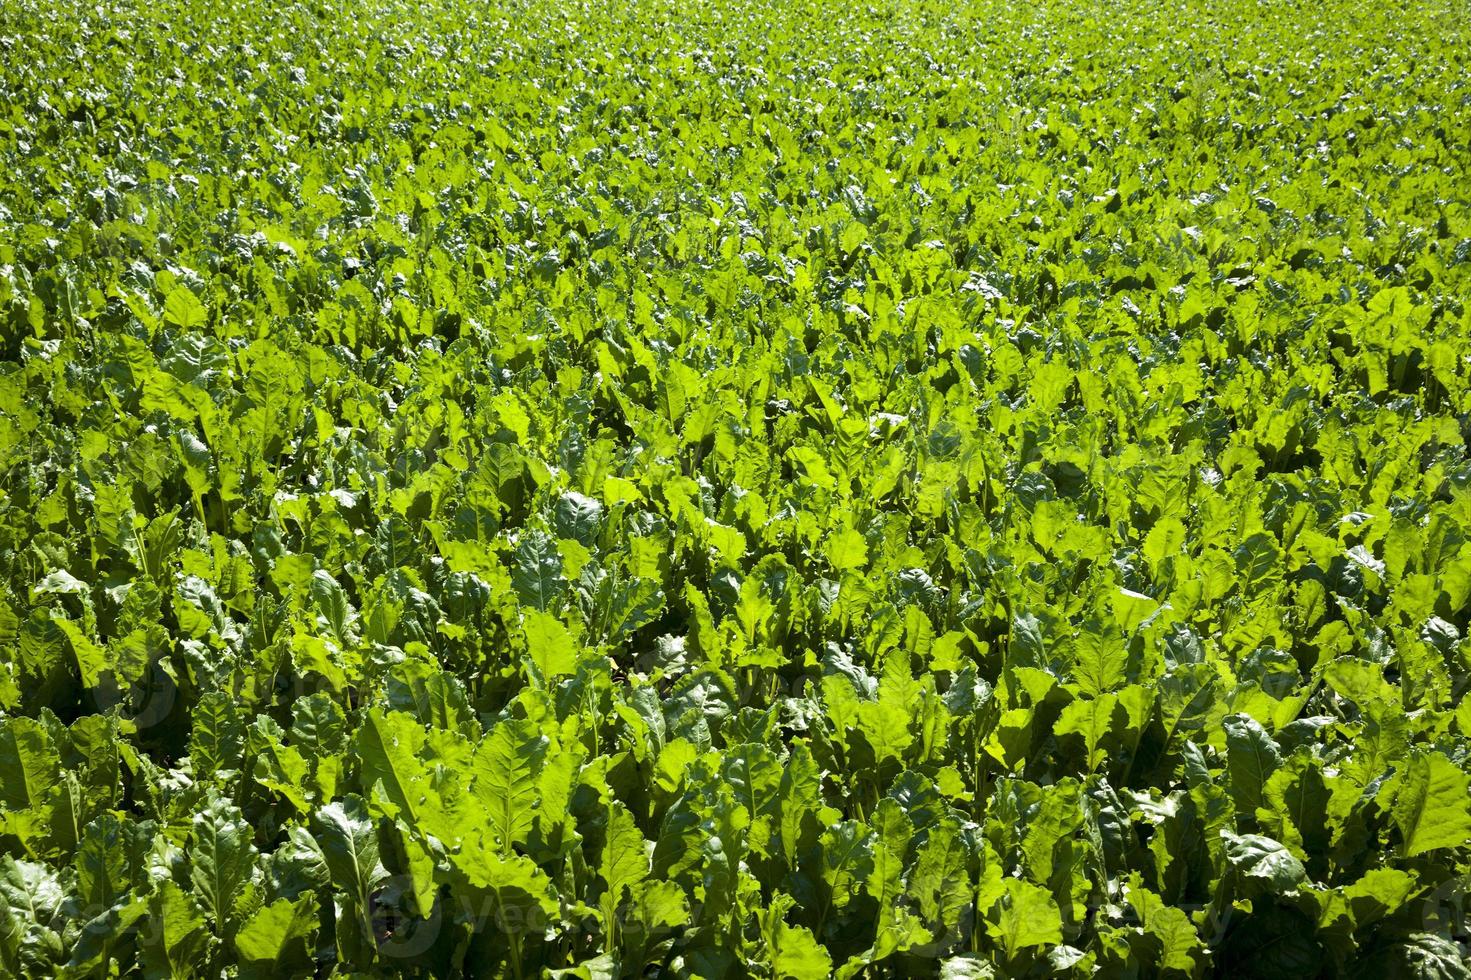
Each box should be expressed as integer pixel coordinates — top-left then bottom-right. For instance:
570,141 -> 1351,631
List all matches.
1355,933 -> 1470,980
599,800 -> 649,945
52,617 -> 109,689
309,570 -> 355,644
1222,831 -> 1306,891
451,835 -> 558,917
1224,713 -> 1281,822
0,855 -> 64,928
164,286 -> 209,329
1257,751 -> 1331,860
820,820 -> 875,910
234,894 -> 318,971
721,742 -> 783,855
141,880 -> 211,978
762,894 -> 833,980
250,718 -> 312,814
522,608 -> 578,678
188,791 -> 257,933
1388,750 -> 1471,858
512,530 -> 565,611
825,528 -> 868,571
472,717 -> 548,853
189,688 -> 246,780
0,718 -> 58,811
77,812 -> 147,912
1055,694 -> 1117,770
987,878 -> 1063,956
354,708 -> 429,824
778,742 -> 822,869
604,576 -> 664,642
1126,879 -> 1204,974
1070,622 -> 1128,696
315,795 -> 388,906
908,819 -> 971,935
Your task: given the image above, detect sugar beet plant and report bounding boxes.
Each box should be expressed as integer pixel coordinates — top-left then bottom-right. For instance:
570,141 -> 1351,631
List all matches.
1,0 -> 1470,975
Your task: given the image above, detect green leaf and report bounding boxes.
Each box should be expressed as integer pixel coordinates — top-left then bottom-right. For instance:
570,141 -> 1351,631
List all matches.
234,894 -> 318,973
1222,831 -> 1306,891
512,529 -> 565,611
1143,517 -> 1187,570
1155,664 -> 1216,747
825,528 -> 869,571
778,742 -> 822,869
625,878 -> 689,947
190,688 -> 246,780
605,576 -> 664,642
1235,532 -> 1283,593
987,878 -> 1062,955
451,835 -> 558,918
1069,622 -> 1128,696
53,617 -> 108,689
1019,779 -> 1086,885
1224,713 -> 1282,822
0,718 -> 58,811
472,717 -> 548,854
250,717 -> 312,814
1008,612 -> 1049,671
1354,933 -> 1470,980
141,880 -> 211,978
189,791 -> 258,934
857,695 -> 914,765
270,825 -> 332,899
762,894 -> 833,979
164,285 -> 209,330
1318,867 -> 1422,938
908,819 -> 972,935
820,820 -> 875,910
600,800 -> 649,942
64,898 -> 149,976
1126,879 -> 1204,974
0,855 -> 64,927
522,608 -> 578,678
355,707 -> 429,824
1055,694 -> 1117,770
315,794 -> 388,906
554,491 -> 605,546
309,569 -> 355,644
77,812 -> 147,912
1257,751 -> 1332,860
722,742 -> 783,856
1388,750 -> 1471,858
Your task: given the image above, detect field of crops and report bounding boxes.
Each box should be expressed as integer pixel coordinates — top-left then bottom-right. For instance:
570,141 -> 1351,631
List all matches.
2,0 -> 1470,975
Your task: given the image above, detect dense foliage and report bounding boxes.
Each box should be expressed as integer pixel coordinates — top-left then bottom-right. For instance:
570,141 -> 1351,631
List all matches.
1,0 -> 1470,975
